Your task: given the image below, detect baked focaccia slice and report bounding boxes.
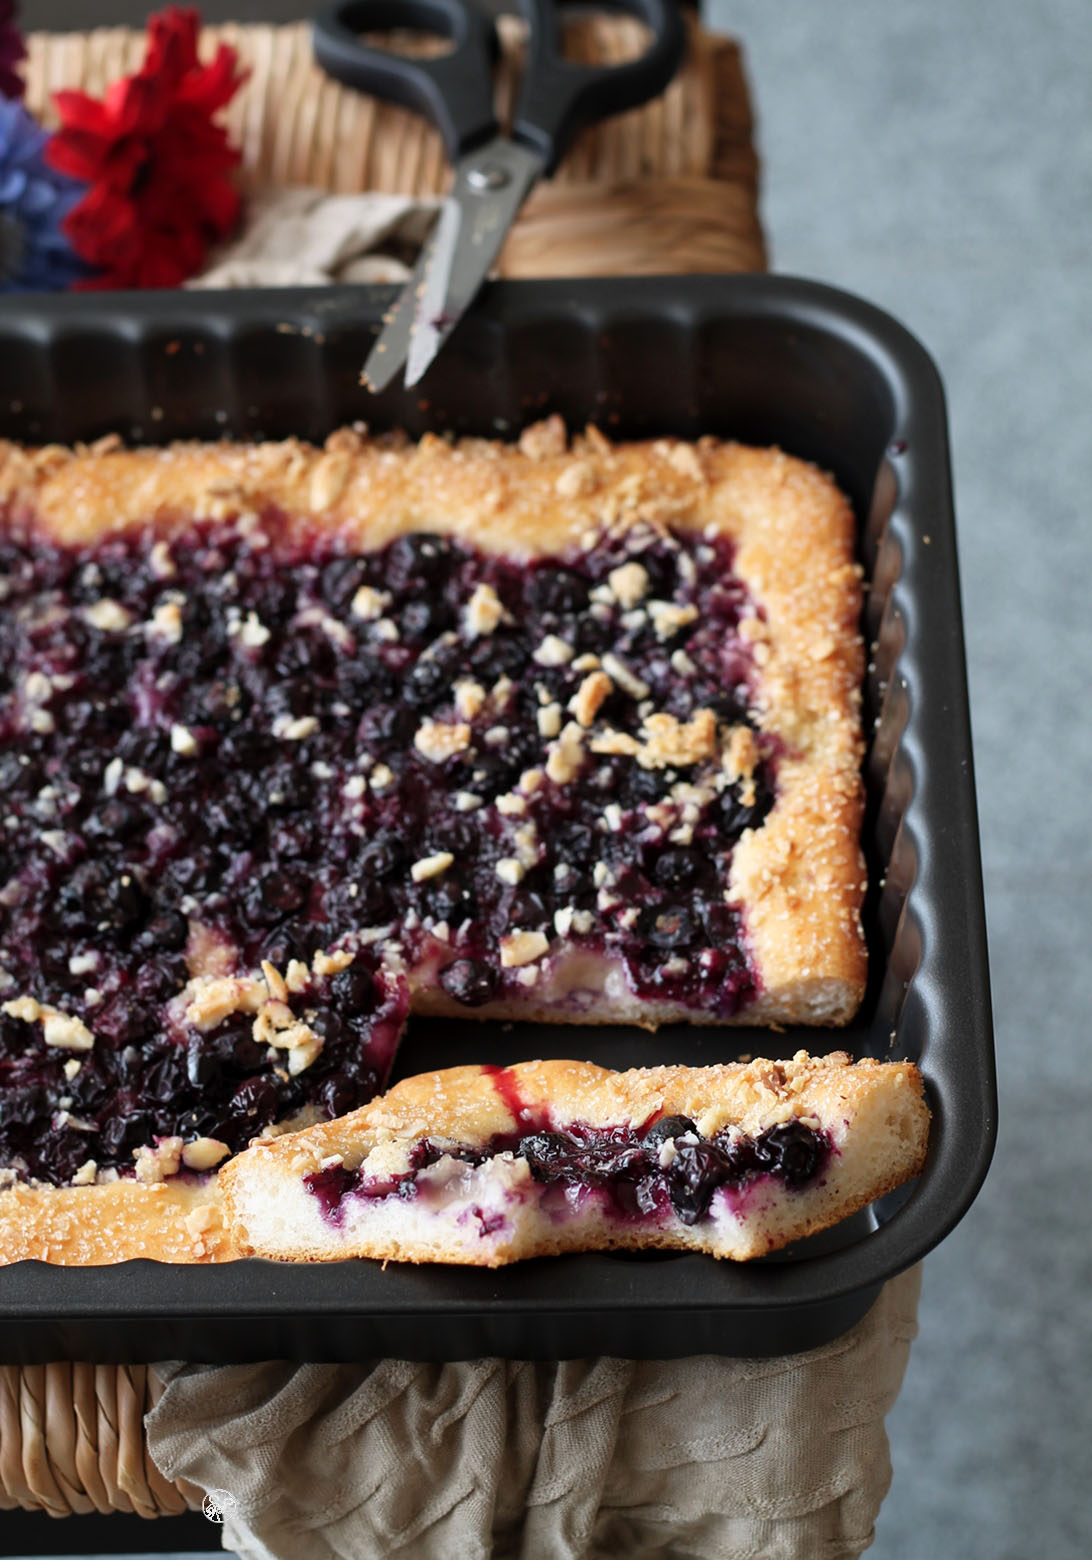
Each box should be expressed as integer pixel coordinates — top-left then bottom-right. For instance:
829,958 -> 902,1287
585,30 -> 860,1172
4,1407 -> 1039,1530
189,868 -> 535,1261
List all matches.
220,1054 -> 929,1266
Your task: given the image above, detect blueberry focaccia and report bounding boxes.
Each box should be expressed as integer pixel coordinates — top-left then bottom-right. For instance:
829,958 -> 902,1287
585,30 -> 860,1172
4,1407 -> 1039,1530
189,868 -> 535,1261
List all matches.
0,420 -> 866,1260
220,1053 -> 929,1266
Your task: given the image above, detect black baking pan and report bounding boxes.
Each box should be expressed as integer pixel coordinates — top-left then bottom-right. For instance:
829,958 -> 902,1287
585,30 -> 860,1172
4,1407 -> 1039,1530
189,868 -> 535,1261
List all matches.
0,275 -> 996,1360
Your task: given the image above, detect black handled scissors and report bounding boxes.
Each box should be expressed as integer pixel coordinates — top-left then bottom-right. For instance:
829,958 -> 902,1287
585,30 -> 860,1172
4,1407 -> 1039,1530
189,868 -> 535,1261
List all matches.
312,0 -> 686,390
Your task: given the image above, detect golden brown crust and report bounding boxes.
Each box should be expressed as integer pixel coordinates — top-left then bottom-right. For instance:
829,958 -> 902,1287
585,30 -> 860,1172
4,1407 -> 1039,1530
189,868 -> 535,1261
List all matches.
0,1177 -> 234,1265
219,1054 -> 929,1266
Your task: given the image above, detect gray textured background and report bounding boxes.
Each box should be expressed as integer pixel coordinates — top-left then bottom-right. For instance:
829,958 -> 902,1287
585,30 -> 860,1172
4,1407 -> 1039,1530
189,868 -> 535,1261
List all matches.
711,2 -> 1092,1556
13,0 -> 1092,1557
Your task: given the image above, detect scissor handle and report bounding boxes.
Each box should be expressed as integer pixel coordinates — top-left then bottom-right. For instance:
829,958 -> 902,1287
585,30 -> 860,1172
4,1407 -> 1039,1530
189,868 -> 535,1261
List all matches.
312,0 -> 498,163
512,0 -> 686,175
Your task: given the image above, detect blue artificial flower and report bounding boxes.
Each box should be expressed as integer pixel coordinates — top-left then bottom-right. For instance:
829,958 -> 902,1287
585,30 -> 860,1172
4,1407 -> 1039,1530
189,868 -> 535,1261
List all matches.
0,96 -> 92,292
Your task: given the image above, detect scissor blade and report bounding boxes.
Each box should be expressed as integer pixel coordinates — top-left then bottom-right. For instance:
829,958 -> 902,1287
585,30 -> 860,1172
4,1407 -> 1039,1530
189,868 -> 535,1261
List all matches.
361,215 -> 445,393
404,137 -> 544,389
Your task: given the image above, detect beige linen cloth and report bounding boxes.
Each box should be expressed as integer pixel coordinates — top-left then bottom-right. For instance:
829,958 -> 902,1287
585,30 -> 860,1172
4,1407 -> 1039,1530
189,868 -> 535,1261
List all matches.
189,188 -> 441,289
168,193 -> 922,1559
145,1264 -> 921,1560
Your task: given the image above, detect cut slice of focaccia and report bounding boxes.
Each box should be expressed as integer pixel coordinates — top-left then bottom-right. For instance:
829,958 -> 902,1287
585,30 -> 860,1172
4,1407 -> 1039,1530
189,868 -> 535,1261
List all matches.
220,1053 -> 930,1266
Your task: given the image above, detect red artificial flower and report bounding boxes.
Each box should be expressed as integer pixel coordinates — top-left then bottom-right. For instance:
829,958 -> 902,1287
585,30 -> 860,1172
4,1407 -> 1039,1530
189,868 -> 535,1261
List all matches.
46,7 -> 246,289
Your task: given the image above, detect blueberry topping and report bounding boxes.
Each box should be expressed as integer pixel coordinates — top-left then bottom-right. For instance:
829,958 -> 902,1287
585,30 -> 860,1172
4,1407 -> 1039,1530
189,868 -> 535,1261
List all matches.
439,958 -> 499,1007
642,1113 -> 698,1145
0,516 -> 771,1185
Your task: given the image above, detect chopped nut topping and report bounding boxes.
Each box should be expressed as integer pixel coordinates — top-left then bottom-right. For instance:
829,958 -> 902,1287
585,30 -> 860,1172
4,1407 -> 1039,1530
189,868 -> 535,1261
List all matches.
170,723 -> 198,756
2,996 -> 95,1051
607,561 -> 649,609
496,857 -> 525,886
235,610 -> 271,648
184,974 -> 266,1031
570,670 -> 612,727
454,790 -> 484,812
70,1159 -> 98,1186
273,714 -> 318,741
261,960 -> 288,1002
723,724 -> 759,782
545,721 -> 586,785
182,1137 -> 231,1172
648,600 -> 699,640
411,851 -> 455,882
500,929 -> 550,967
309,451 -> 352,510
554,459 -> 597,498
149,540 -> 176,579
369,763 -> 394,790
537,702 -> 562,738
454,679 -> 486,720
183,1204 -> 218,1236
465,581 -> 505,637
518,415 -> 566,459
600,653 -> 649,701
350,584 -> 390,621
533,633 -> 574,667
639,709 -> 719,769
148,598 -> 184,643
312,947 -> 355,978
495,792 -> 527,817
82,598 -> 134,633
414,719 -> 472,763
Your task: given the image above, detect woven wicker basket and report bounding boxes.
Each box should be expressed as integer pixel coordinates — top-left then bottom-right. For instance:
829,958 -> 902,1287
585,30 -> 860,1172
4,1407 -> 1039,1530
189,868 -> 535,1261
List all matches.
23,14 -> 766,275
3,12 -> 765,1523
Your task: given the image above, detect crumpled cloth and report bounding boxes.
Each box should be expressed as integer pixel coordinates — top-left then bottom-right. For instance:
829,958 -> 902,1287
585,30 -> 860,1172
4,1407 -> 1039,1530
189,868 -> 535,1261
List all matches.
146,1263 -> 921,1560
189,188 -> 439,289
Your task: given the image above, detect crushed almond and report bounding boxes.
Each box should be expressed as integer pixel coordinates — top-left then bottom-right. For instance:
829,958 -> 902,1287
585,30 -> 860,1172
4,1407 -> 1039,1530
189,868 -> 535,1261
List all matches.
465,582 -> 505,637
414,719 -> 472,763
411,851 -> 454,882
500,929 -> 550,967
607,561 -> 649,609
570,670 -> 612,727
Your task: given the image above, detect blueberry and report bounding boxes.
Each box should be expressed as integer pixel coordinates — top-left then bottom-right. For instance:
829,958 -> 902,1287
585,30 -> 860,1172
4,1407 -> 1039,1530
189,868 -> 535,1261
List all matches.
321,556 -> 368,610
652,848 -> 704,891
186,1039 -> 218,1087
318,1071 -> 365,1119
338,658 -> 396,705
666,1138 -> 730,1225
260,869 -> 308,915
84,798 -> 144,843
359,703 -> 415,747
330,964 -> 375,1012
361,833 -> 405,880
754,1120 -> 827,1187
638,904 -> 697,949
387,533 -> 454,590
141,910 -> 193,956
643,1113 -> 698,1146
552,823 -> 596,867
439,958 -> 498,1008
526,566 -> 586,617
518,1131 -> 580,1181
719,778 -> 775,840
400,599 -> 452,641
404,655 -> 452,709
227,1075 -> 280,1122
100,1109 -> 156,1159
